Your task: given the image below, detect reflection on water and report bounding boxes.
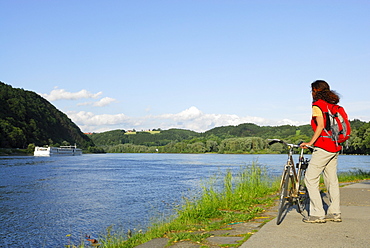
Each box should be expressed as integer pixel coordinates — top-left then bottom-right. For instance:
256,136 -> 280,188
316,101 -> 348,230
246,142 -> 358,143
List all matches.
0,153 -> 369,247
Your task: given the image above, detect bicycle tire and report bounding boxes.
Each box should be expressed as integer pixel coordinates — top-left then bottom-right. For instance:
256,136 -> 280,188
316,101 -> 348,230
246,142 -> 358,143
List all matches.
276,169 -> 290,225
297,169 -> 308,213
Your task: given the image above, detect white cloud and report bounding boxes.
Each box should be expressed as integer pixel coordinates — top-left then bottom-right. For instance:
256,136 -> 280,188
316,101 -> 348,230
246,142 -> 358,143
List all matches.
77,97 -> 117,107
66,106 -> 306,133
159,106 -> 203,121
40,88 -> 118,108
93,97 -> 117,107
40,88 -> 102,101
67,111 -> 129,125
154,106 -> 304,132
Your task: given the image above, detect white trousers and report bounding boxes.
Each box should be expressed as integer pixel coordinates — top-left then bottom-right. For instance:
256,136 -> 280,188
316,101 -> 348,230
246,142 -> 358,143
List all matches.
304,147 -> 340,217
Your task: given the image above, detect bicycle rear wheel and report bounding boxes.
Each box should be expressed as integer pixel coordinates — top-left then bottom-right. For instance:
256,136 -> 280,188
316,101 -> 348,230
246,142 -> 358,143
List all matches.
297,169 -> 308,213
276,169 -> 290,225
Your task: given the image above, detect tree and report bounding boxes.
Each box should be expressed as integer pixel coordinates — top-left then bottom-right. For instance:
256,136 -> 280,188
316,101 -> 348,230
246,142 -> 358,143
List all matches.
0,82 -> 95,148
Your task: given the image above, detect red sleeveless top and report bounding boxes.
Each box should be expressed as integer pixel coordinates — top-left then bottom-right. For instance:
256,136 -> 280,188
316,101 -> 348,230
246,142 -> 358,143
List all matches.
311,99 -> 341,153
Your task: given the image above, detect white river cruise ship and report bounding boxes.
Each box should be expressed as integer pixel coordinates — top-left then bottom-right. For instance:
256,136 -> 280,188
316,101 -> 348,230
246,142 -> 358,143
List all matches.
34,145 -> 82,156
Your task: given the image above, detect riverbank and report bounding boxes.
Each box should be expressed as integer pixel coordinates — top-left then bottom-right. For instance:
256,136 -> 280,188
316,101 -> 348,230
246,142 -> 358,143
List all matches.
134,179 -> 370,248
94,168 -> 370,248
0,148 -> 29,156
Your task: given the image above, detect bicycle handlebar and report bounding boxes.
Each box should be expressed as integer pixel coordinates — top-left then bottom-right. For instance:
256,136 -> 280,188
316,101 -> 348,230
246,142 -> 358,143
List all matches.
268,139 -> 296,147
268,139 -> 313,151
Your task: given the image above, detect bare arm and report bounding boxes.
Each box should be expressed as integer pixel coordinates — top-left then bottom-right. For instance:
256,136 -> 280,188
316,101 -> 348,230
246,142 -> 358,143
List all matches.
300,115 -> 324,148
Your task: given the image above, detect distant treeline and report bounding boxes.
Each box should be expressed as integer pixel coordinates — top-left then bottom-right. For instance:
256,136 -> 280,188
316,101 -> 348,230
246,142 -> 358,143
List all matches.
1,81 -> 369,155
90,120 -> 370,154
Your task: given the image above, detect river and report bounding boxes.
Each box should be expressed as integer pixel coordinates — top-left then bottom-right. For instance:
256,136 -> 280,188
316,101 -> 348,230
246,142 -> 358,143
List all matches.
1,153 -> 369,247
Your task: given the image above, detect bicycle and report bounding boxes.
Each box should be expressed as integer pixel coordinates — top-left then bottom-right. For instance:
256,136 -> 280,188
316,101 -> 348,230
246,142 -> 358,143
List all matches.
268,139 -> 312,225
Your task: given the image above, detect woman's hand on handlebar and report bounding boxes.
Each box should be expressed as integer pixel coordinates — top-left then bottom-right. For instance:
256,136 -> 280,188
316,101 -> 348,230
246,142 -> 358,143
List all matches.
300,142 -> 312,149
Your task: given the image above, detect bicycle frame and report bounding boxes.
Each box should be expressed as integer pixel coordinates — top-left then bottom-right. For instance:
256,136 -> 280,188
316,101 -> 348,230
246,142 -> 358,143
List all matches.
280,144 -> 306,199
269,139 -> 311,225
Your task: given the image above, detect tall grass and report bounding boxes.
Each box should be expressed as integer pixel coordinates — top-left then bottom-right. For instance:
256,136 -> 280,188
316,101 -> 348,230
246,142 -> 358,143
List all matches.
74,166 -> 370,248
177,163 -> 278,226
96,162 -> 278,247
337,169 -> 370,182
318,169 -> 370,185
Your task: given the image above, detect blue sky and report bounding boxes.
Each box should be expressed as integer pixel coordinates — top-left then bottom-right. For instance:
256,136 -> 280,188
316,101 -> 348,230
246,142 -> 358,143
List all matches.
1,0 -> 369,133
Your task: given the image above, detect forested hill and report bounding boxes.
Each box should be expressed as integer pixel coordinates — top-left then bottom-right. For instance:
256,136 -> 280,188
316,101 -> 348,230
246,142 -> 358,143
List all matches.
203,123 -> 314,139
0,82 -> 94,148
2,81 -> 369,154
90,120 -> 370,154
90,123 -> 315,147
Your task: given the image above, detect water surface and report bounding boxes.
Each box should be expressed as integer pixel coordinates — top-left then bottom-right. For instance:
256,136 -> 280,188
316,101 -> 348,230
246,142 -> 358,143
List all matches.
1,153 -> 369,247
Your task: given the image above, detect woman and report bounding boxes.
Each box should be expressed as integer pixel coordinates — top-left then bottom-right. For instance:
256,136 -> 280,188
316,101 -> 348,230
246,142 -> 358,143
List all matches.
300,80 -> 342,223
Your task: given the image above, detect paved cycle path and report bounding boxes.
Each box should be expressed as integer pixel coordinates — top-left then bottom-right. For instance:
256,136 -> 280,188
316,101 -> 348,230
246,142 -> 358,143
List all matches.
240,180 -> 370,248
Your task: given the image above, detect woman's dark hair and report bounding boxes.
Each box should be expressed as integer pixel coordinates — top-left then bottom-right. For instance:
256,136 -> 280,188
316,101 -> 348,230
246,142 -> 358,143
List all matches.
311,80 -> 340,104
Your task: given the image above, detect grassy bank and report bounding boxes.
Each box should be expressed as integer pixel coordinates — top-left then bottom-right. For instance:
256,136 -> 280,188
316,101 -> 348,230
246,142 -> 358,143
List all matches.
337,169 -> 370,182
70,166 -> 370,248
93,163 -> 278,248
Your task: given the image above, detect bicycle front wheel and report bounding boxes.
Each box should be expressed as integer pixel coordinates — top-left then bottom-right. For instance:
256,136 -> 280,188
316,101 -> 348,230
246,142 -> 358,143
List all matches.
276,168 -> 290,225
